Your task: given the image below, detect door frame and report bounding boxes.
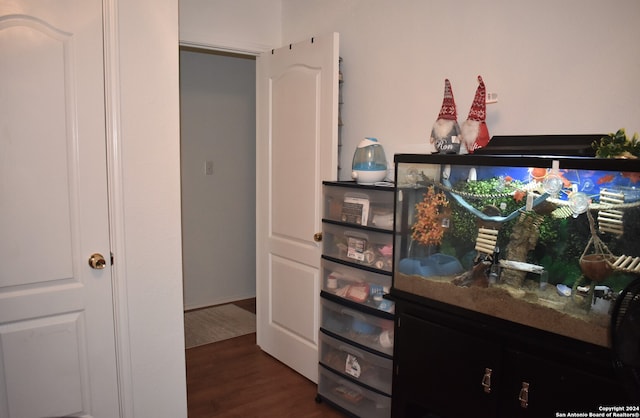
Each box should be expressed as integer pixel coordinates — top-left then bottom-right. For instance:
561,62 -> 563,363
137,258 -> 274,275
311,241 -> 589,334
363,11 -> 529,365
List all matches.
95,0 -> 186,416
174,32 -> 266,375
179,40 -> 264,58
103,1 -> 133,415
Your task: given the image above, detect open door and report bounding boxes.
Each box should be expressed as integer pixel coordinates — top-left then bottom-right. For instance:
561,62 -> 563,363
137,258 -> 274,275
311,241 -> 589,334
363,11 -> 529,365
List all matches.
256,33 -> 339,382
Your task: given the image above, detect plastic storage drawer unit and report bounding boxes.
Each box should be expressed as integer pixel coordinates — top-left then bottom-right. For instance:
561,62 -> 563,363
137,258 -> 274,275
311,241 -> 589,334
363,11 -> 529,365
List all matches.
320,294 -> 394,356
319,329 -> 392,394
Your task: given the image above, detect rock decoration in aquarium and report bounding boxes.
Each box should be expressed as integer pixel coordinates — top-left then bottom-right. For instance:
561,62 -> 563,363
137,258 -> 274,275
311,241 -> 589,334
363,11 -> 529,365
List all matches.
430,79 -> 462,154
592,129 -> 640,159
460,75 -> 491,154
499,211 -> 545,288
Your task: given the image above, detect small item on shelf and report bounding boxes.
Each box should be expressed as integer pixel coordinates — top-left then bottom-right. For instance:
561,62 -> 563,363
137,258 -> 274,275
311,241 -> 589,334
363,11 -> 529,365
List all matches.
363,249 -> 376,266
327,273 -> 339,290
351,137 -> 389,184
592,128 -> 640,159
430,78 -> 461,154
334,285 -> 350,298
379,330 -> 394,349
352,318 -> 378,335
342,195 -> 370,225
556,284 -> 572,297
460,75 -> 491,154
377,299 -> 395,313
371,211 -> 393,229
345,283 -> 370,303
375,245 -> 393,270
346,236 -> 367,262
345,354 -> 362,378
369,284 -> 386,300
333,385 -> 364,404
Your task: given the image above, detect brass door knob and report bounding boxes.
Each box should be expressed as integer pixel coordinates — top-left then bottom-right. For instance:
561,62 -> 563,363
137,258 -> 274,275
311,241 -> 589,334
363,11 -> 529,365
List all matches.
88,253 -> 106,269
313,232 -> 323,242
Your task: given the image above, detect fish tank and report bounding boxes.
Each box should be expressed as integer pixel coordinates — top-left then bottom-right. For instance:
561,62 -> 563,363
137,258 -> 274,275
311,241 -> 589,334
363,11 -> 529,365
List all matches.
393,153 -> 640,347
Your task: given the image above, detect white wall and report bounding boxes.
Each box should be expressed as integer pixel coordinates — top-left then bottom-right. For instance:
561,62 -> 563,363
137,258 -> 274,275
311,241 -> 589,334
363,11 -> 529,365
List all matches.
281,0 -> 640,179
180,49 -> 257,309
115,0 -> 186,416
179,0 -> 282,53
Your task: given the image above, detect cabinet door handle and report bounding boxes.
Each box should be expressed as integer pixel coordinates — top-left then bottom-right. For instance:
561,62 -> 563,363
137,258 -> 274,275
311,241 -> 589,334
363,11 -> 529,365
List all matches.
518,382 -> 530,408
481,368 -> 492,394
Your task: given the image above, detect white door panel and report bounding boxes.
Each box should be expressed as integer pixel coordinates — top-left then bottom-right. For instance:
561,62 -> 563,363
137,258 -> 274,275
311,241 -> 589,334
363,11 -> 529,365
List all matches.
268,236 -> 320,267
0,1 -> 119,417
0,313 -> 87,418
256,33 -> 339,383
270,256 -> 318,342
0,16 -> 75,287
271,65 -> 322,241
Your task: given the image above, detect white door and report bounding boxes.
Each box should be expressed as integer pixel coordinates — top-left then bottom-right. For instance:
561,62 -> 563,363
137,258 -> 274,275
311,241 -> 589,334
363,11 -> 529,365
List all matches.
0,1 -> 120,417
256,33 -> 339,383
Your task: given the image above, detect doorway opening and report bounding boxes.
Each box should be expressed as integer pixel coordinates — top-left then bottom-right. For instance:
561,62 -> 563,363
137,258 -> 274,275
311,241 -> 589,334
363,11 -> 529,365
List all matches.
179,46 -> 257,321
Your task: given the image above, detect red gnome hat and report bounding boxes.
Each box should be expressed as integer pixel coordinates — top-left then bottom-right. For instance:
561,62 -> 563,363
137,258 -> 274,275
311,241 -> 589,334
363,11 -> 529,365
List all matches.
467,75 -> 486,122
463,75 -> 490,152
438,79 -> 457,120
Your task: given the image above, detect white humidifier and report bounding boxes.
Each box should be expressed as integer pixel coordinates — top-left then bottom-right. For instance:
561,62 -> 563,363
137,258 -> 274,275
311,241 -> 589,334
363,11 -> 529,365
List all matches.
351,137 -> 388,184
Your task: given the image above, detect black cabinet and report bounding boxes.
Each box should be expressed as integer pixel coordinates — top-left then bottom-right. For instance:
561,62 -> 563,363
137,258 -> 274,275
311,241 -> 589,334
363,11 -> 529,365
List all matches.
391,296 -> 631,418
394,311 -> 500,418
500,349 -> 626,418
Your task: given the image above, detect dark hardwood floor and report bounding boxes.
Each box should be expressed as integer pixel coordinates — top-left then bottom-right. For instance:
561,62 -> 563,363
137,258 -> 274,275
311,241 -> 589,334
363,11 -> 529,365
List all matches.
186,299 -> 347,418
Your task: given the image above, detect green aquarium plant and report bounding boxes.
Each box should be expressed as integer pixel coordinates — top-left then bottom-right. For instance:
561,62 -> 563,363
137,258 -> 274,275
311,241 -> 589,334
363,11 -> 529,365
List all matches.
592,128 -> 640,159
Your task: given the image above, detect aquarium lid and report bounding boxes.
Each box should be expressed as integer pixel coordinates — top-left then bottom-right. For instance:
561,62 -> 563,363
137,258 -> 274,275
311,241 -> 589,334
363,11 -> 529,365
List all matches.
474,134 -> 603,157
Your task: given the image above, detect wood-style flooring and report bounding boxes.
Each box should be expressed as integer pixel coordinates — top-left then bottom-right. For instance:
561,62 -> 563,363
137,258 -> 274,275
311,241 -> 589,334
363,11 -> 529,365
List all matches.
186,299 -> 347,418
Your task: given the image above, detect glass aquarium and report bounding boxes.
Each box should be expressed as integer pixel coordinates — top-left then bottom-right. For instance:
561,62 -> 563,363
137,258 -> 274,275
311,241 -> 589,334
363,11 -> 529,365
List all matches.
393,153 -> 640,347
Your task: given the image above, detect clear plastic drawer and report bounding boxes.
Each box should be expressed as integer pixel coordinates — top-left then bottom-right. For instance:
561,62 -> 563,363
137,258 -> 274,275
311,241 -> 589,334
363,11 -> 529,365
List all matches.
322,222 -> 393,272
319,330 -> 392,395
320,296 -> 394,356
323,183 -> 394,230
321,257 -> 394,313
318,365 -> 391,418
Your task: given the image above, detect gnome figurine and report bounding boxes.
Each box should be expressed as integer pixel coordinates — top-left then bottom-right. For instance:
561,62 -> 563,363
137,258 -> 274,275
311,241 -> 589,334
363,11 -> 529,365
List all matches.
430,79 -> 461,154
460,75 -> 491,154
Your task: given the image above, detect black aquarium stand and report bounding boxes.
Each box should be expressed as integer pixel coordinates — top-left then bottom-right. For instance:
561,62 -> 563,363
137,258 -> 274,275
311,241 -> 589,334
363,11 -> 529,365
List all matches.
390,289 -> 633,418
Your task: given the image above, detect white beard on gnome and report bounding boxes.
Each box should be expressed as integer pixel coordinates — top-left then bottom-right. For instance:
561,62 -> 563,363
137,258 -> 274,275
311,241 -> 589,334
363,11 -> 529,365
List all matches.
430,118 -> 460,150
460,118 -> 482,153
